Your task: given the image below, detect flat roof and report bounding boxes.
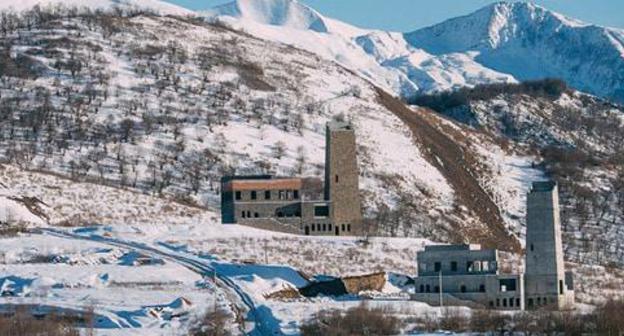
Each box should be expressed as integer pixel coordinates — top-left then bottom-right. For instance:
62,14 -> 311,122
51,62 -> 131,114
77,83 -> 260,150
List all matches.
226,178 -> 303,191
531,181 -> 557,192
423,244 -> 483,252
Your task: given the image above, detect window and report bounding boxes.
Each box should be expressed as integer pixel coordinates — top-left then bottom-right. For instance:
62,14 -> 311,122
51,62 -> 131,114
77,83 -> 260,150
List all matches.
537,297 -> 541,305
341,224 -> 346,231
322,224 -> 327,231
509,298 -> 514,307
314,206 -> 329,217
246,211 -> 251,218
450,261 -> 458,272
335,175 -> 339,183
496,299 -> 500,307
479,284 -> 486,293
499,279 -> 517,292
516,298 -> 521,307
528,298 -> 534,307
251,191 -> 257,200
254,212 -> 259,218
425,285 -> 430,293
503,298 -> 507,307
434,286 -> 439,293
277,212 -> 284,218
311,224 -> 315,231
241,211 -> 246,218
279,190 -> 286,200
460,285 -> 466,293
347,224 -> 351,232
295,211 -> 301,217
434,262 -> 441,272
235,191 -> 241,200
293,190 -> 299,199
530,244 -> 534,251
328,224 -> 332,231
419,285 -> 424,293
559,280 -> 564,295
466,261 -> 473,272
489,301 -> 494,307
265,190 -> 271,200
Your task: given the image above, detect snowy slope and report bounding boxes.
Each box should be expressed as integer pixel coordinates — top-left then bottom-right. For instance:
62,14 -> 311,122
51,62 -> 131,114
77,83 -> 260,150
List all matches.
0,0 -> 194,16
405,1 -> 624,102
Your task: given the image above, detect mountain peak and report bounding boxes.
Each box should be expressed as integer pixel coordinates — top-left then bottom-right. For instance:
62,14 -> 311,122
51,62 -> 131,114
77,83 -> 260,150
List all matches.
211,0 -> 328,33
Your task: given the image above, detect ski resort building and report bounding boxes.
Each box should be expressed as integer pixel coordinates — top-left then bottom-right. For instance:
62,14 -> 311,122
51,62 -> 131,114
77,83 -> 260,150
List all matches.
221,121 -> 362,236
412,181 -> 575,310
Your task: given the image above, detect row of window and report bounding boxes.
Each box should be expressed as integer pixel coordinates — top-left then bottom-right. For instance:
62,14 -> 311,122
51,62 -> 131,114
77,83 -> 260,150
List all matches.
308,223 -> 333,232
419,284 -> 486,294
490,298 -> 521,308
235,190 -> 299,201
527,297 -> 555,307
421,260 -> 495,273
241,211 -> 302,219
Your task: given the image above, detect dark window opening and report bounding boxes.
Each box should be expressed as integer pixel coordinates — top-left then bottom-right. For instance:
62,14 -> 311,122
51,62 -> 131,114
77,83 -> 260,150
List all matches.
341,224 -> 345,231
434,262 -> 441,272
460,285 -> 466,293
246,211 -> 251,218
328,224 -> 332,231
419,285 -> 424,293
528,298 -> 534,307
530,244 -> 534,251
434,286 -> 439,293
496,299 -> 500,307
265,190 -> 271,200
499,279 -> 517,292
304,226 -> 310,235
559,280 -> 564,295
311,224 -> 315,231
251,191 -> 257,200
335,175 -> 339,183
426,285 -> 430,293
537,297 -> 541,305
277,212 -> 284,218
293,190 -> 299,199
509,298 -> 514,307
516,298 -> 521,307
479,284 -> 486,293
314,206 -> 329,217
235,191 -> 241,200
451,261 -> 458,272
254,212 -> 259,218
241,211 -> 246,218
295,211 -> 301,217
489,301 -> 494,307
347,224 -> 351,232
503,298 -> 507,307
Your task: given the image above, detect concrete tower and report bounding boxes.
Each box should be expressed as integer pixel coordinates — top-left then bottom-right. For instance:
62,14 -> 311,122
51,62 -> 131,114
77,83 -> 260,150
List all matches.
324,121 -> 362,235
524,181 -> 574,310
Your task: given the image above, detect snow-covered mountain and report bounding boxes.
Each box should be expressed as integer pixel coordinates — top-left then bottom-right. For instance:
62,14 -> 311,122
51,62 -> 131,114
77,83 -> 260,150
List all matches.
210,0 -> 624,102
405,1 -> 624,102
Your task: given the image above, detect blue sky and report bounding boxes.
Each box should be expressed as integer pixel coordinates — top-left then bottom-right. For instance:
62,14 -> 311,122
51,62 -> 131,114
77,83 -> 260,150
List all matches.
170,0 -> 624,32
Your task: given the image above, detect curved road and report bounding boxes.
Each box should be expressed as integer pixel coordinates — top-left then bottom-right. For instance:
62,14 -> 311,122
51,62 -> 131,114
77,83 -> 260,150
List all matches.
38,228 -> 281,336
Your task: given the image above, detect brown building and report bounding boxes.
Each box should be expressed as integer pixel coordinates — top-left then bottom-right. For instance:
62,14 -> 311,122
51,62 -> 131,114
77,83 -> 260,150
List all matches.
221,121 -> 362,236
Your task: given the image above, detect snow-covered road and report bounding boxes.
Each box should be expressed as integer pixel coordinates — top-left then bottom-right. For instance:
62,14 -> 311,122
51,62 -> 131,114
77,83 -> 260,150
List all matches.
37,228 -> 283,336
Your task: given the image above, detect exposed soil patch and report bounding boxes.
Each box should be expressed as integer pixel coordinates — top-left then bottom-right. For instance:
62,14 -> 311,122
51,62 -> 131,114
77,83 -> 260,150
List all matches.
376,88 -> 520,252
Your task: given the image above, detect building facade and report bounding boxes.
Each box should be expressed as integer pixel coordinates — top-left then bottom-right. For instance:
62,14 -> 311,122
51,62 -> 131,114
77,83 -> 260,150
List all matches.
412,181 -> 574,311
220,121 -> 362,236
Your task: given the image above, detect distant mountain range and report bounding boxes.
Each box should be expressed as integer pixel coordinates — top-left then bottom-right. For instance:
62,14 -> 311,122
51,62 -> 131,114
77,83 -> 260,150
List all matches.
208,0 -> 624,102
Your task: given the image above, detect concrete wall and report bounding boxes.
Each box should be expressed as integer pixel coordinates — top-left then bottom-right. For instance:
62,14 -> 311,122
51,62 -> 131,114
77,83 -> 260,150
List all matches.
412,274 -> 524,310
417,247 -> 498,277
525,182 -> 573,310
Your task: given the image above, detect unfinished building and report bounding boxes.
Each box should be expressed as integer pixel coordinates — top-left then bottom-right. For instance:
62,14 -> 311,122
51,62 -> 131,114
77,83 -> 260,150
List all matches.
412,181 -> 574,310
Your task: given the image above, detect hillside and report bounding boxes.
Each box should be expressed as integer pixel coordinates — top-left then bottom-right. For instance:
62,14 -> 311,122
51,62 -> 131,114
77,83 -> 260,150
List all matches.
411,80 -> 624,266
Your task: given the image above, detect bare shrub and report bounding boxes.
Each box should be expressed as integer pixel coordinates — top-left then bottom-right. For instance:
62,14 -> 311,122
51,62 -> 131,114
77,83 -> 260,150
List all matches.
0,307 -> 79,336
188,307 -> 231,336
594,299 -> 624,335
439,308 -> 469,333
300,302 -> 401,336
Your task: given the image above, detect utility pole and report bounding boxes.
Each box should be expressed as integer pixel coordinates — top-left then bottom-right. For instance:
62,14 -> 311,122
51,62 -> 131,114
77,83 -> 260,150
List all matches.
263,239 -> 268,265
